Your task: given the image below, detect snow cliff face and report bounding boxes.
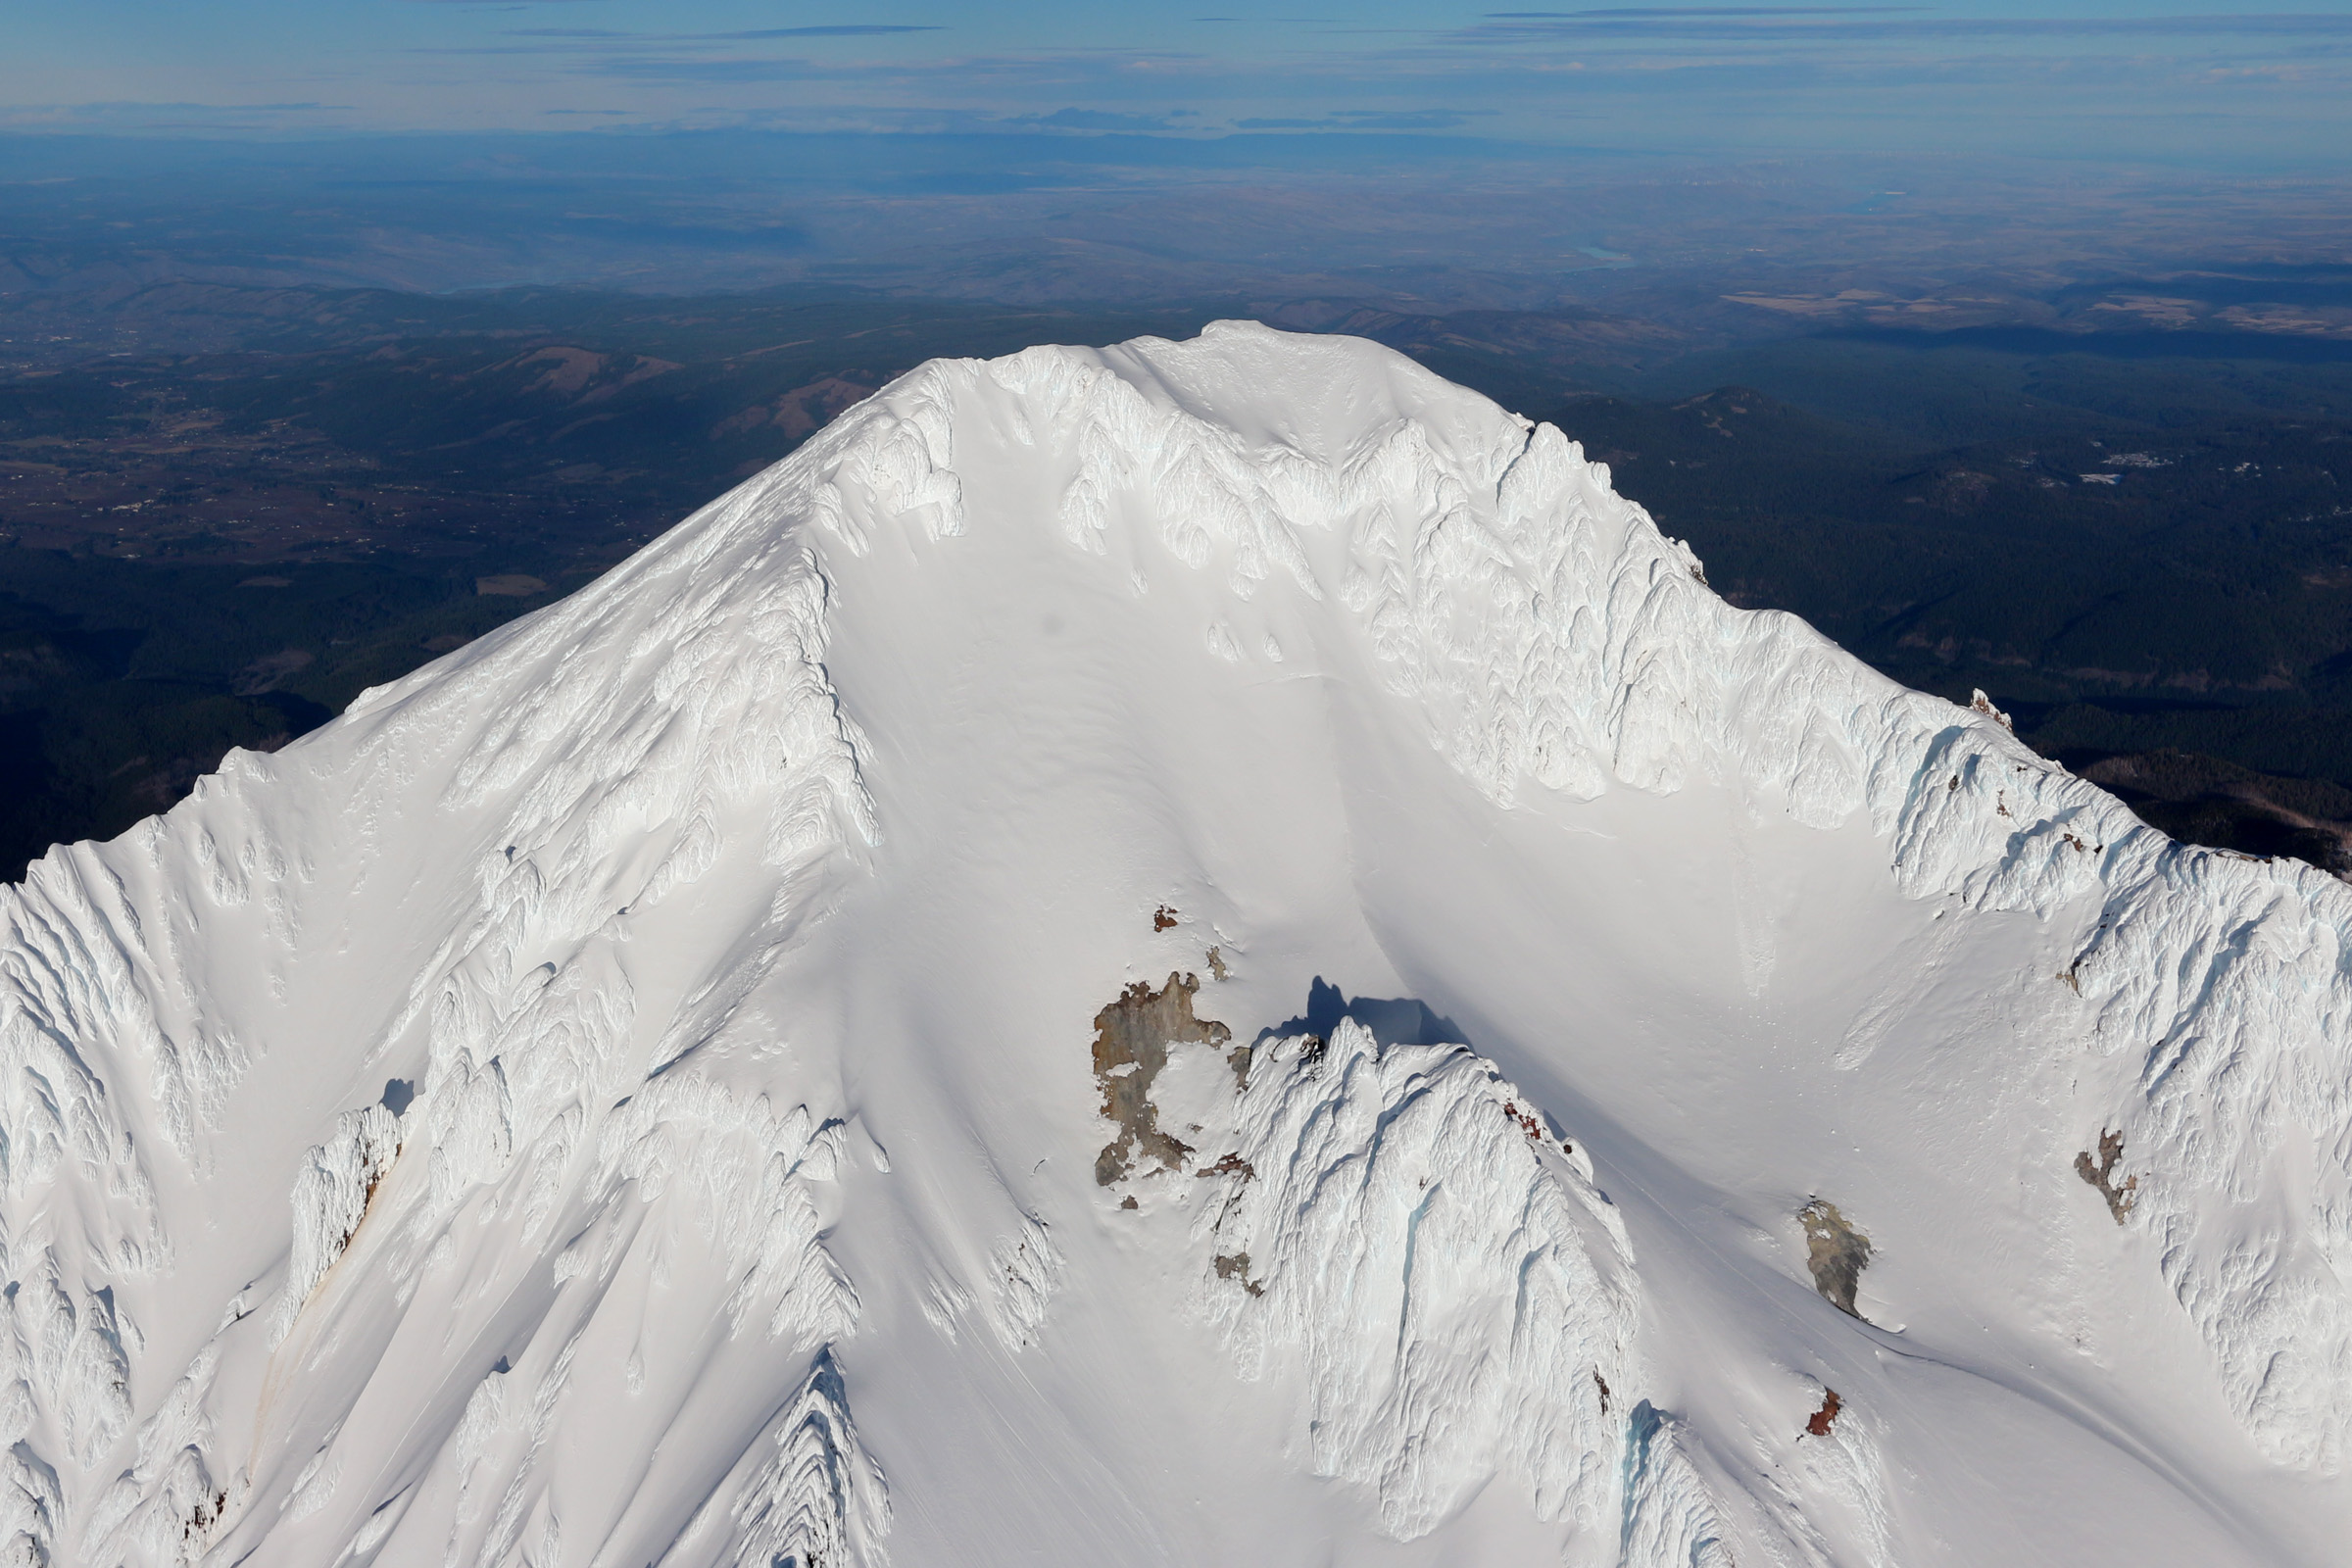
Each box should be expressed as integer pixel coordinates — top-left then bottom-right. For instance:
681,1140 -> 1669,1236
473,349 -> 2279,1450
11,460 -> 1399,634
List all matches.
1,319 -> 2349,1566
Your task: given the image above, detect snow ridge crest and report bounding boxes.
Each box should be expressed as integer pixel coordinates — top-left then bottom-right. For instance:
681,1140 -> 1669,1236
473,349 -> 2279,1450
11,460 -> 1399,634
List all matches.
1196,1018 -> 1639,1544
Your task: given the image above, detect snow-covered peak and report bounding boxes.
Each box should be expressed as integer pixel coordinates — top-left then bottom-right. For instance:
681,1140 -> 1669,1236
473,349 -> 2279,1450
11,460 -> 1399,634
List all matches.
2,321 -> 2348,1566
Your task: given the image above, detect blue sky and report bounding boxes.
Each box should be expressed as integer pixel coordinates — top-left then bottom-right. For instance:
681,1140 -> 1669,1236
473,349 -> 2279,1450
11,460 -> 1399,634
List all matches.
6,2 -> 2350,164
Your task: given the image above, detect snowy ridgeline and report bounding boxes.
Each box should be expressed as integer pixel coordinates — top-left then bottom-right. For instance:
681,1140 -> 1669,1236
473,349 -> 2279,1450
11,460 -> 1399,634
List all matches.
0,320 -> 2343,1565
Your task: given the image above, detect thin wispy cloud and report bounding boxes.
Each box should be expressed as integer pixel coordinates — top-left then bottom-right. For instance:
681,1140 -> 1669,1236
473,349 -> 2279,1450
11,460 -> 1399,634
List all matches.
1000,108 -> 1199,130
1237,108 -> 1491,130
584,58 -> 827,82
1486,7 -> 1925,15
728,24 -> 944,36
504,24 -> 944,42
421,23 -> 949,64
1451,11 -> 2352,41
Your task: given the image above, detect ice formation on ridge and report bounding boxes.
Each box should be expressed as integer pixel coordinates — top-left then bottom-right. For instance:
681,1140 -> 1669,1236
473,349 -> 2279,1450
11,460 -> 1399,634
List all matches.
1190,1018 -> 1638,1540
0,319 -> 2343,1564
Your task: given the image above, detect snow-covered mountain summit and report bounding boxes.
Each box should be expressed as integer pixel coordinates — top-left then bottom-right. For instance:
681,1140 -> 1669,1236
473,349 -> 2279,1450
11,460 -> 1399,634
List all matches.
4,320 -> 2350,1566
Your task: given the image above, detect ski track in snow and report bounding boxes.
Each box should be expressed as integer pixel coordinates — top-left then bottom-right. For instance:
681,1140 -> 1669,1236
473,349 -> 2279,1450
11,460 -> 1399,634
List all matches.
0,319 -> 2343,1564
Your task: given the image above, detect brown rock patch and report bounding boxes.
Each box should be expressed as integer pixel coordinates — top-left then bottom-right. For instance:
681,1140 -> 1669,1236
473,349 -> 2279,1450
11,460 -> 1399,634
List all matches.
1799,1199 -> 1872,1318
1092,971 -> 1231,1186
2076,1128 -> 2138,1223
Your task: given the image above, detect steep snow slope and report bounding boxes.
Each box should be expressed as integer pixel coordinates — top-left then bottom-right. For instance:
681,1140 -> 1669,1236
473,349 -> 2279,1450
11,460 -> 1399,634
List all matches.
3,320 -> 2350,1567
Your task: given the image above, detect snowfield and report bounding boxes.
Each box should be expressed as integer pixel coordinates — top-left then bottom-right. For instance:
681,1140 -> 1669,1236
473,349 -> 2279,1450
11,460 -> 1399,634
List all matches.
3,320 -> 2349,1566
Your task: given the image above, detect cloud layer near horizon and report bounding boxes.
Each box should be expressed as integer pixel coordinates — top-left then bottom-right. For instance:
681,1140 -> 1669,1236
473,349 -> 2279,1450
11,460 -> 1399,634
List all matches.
5,2 -> 2349,165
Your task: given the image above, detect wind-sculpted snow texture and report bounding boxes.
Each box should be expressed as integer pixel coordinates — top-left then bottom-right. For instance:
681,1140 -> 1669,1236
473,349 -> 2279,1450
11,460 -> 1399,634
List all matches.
1194,1020 -> 1638,1541
0,319 -> 2345,1565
